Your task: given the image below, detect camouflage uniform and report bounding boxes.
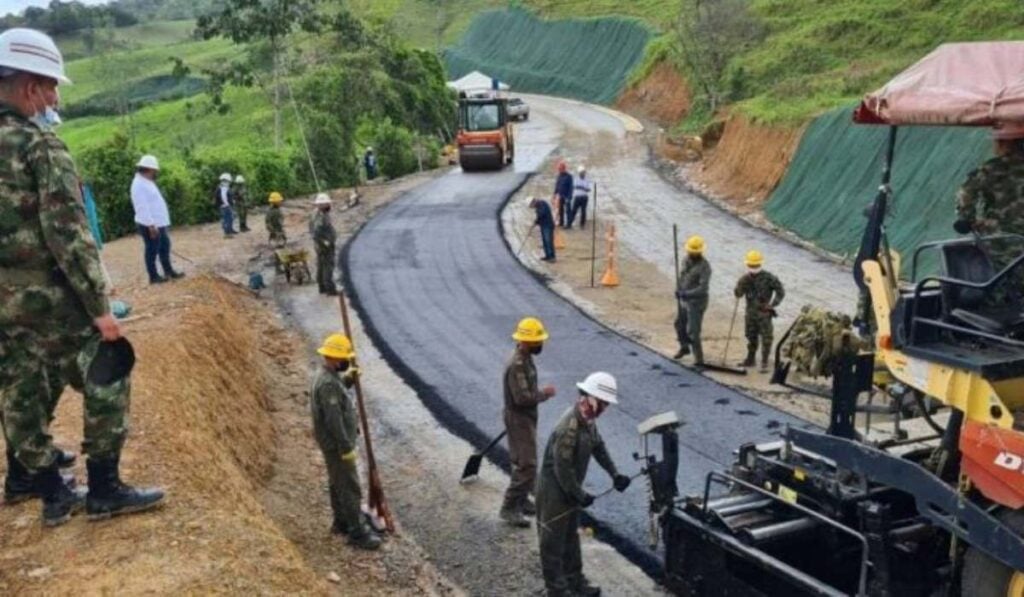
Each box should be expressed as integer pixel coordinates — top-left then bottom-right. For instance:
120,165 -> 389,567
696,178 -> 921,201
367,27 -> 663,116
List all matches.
734,270 -> 785,367
955,149 -> 1024,298
536,407 -> 619,595
309,364 -> 368,537
310,210 -> 337,295
675,255 -> 711,363
502,349 -> 545,516
266,205 -> 286,246
0,103 -> 129,472
231,185 -> 249,232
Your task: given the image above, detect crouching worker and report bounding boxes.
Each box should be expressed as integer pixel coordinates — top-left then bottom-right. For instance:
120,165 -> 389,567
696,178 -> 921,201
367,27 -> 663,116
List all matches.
310,333 -> 382,550
536,372 -> 631,596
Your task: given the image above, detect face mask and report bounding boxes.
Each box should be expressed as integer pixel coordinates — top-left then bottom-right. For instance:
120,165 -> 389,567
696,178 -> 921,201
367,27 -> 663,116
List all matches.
580,395 -> 605,421
748,267 -> 761,275
335,361 -> 350,373
28,87 -> 61,131
221,182 -> 230,188
529,344 -> 543,355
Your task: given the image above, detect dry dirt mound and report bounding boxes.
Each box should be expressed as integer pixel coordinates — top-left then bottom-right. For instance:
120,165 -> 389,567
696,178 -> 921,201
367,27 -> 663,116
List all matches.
616,61 -> 690,127
691,115 -> 804,213
0,276 -> 395,595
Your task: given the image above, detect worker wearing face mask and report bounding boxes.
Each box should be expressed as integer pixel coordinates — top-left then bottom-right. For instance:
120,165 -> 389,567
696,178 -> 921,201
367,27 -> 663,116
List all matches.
212,173 -> 237,238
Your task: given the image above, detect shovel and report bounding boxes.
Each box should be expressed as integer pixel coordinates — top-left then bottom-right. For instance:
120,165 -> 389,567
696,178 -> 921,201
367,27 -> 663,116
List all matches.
460,430 -> 507,483
700,299 -> 747,376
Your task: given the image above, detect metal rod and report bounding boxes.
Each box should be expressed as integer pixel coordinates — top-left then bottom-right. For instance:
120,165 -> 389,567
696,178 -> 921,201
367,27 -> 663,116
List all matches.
740,517 -> 816,543
722,298 -> 740,364
590,183 -> 598,288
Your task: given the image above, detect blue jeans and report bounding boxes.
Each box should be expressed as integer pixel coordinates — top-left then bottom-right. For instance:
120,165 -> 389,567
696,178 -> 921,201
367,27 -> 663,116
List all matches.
137,225 -> 175,281
569,196 -> 588,228
220,206 -> 235,234
540,225 -> 555,260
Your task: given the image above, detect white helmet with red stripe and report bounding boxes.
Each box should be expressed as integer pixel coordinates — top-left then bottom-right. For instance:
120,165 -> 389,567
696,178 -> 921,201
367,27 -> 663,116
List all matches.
0,28 -> 70,84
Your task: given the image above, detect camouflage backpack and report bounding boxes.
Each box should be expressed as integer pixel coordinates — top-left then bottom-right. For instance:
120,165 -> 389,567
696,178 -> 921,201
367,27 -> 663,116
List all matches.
782,305 -> 865,378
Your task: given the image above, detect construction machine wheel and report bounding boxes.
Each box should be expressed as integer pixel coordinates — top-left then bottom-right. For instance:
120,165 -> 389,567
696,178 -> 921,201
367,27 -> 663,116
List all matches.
962,509 -> 1024,596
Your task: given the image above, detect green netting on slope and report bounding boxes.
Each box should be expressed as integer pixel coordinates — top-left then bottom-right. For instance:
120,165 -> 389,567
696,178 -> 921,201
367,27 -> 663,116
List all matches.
765,105 -> 992,276
443,8 -> 650,105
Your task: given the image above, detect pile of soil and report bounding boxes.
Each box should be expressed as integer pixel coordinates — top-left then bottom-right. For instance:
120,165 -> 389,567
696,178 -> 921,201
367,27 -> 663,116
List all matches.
616,62 -> 690,128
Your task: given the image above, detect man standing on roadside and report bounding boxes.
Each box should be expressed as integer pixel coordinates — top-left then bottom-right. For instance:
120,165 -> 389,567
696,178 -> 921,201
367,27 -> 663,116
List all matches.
310,193 -> 337,295
364,147 -> 378,181
529,196 -> 557,262
536,371 -> 630,597
310,333 -> 382,550
231,174 -> 250,233
568,165 -> 592,229
131,154 -> 184,285
674,235 -> 711,366
0,27 -> 164,527
213,172 -> 236,238
734,250 -> 784,372
266,191 -> 287,247
552,161 -> 573,229
500,317 -> 556,528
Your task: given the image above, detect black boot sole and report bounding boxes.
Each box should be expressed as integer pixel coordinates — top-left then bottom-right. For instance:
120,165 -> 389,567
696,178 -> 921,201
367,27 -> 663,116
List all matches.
87,495 -> 165,521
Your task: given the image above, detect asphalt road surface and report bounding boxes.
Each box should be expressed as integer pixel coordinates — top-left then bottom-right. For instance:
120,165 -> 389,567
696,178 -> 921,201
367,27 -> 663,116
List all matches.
343,99 -> 818,568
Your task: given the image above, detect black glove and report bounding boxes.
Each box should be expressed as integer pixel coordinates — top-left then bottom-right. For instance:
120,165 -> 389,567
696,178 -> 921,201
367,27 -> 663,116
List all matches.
613,474 -> 631,492
580,493 -> 595,508
953,219 -> 972,234
675,290 -> 685,300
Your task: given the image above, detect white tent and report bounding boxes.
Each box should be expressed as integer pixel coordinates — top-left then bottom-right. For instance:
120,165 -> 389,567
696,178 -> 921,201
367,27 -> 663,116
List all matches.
446,71 -> 510,94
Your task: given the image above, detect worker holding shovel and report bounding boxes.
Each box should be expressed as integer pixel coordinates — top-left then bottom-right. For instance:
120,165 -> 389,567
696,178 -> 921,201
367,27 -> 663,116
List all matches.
500,317 -> 556,528
536,372 -> 631,597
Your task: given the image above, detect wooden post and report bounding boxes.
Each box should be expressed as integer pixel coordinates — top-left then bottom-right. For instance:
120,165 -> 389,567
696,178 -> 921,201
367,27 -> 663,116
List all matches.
337,292 -> 395,533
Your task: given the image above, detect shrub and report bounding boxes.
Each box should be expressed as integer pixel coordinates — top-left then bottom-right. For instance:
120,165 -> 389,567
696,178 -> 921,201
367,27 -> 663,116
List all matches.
372,118 -> 418,179
77,133 -> 139,239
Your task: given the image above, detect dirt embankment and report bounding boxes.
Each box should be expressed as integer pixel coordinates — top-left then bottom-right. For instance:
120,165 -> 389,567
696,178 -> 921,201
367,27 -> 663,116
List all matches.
616,62 -> 690,128
688,115 -> 804,214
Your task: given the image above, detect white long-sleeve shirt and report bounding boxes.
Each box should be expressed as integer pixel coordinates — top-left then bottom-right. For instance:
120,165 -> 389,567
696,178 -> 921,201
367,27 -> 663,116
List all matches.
573,176 -> 592,199
130,173 -> 171,227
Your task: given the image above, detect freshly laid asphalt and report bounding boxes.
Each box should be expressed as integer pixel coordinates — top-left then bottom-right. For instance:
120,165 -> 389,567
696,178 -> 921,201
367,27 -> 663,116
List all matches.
343,106 -> 818,569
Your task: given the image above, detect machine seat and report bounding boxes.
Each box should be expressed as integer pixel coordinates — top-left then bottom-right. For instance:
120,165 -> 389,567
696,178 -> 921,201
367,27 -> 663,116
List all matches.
951,307 -> 1024,335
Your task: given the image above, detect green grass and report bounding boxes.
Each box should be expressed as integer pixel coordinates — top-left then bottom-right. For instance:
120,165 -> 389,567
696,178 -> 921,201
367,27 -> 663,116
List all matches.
731,0 -> 1024,124
55,20 -> 198,60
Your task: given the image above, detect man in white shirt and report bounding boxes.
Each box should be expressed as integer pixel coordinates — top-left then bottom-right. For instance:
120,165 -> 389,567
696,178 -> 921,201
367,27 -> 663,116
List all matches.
569,165 -> 593,229
213,172 -> 236,238
130,155 -> 184,284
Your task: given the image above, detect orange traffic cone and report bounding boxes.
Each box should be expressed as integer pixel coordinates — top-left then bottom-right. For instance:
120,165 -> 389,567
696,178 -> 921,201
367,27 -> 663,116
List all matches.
601,223 -> 620,287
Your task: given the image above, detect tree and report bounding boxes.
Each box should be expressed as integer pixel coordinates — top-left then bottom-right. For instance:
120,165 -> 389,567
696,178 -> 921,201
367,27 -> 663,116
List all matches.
195,0 -> 320,149
674,0 -> 765,113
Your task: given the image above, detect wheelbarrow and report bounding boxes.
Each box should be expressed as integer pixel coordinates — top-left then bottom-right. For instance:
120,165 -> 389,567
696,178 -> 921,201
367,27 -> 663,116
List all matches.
274,248 -> 312,285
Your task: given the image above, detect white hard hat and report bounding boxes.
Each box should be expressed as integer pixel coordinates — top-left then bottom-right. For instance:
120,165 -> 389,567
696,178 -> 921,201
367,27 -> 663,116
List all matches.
577,165 -> 586,173
314,193 -> 332,205
136,154 -> 160,170
219,173 -> 232,182
366,147 -> 373,152
577,371 -> 618,404
234,175 -> 245,183
0,28 -> 70,84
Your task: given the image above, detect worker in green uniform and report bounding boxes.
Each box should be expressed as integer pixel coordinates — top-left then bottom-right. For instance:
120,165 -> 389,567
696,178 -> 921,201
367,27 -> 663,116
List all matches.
310,333 -> 382,550
0,27 -> 164,526
674,235 -> 711,366
536,372 -> 631,597
500,317 -> 556,528
310,193 -> 338,295
266,191 -> 286,247
734,250 -> 785,372
231,175 -> 250,233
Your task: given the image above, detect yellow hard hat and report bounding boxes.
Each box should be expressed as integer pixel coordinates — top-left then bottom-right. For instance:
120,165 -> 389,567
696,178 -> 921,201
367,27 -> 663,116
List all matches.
745,250 -> 764,267
268,192 -> 283,204
512,317 -> 549,342
317,333 -> 355,360
685,235 -> 705,254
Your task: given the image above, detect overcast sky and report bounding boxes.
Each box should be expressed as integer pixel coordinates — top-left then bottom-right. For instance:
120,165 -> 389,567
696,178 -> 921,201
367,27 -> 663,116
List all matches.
4,0 -> 109,18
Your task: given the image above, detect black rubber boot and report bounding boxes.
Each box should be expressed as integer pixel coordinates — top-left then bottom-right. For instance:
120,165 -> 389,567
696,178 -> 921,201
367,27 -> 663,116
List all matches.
348,523 -> 383,550
573,578 -> 602,597
739,347 -> 756,368
39,466 -> 84,527
5,450 -> 76,504
86,457 -> 165,521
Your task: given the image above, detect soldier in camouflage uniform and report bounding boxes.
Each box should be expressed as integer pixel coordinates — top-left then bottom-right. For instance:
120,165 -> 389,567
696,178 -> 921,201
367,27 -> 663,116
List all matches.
501,317 -> 556,528
266,191 -> 286,246
955,124 -> 1024,298
231,175 -> 250,233
536,372 -> 630,597
310,333 -> 381,550
734,250 -> 785,371
310,193 -> 337,295
674,235 -> 711,365
0,28 -> 163,526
